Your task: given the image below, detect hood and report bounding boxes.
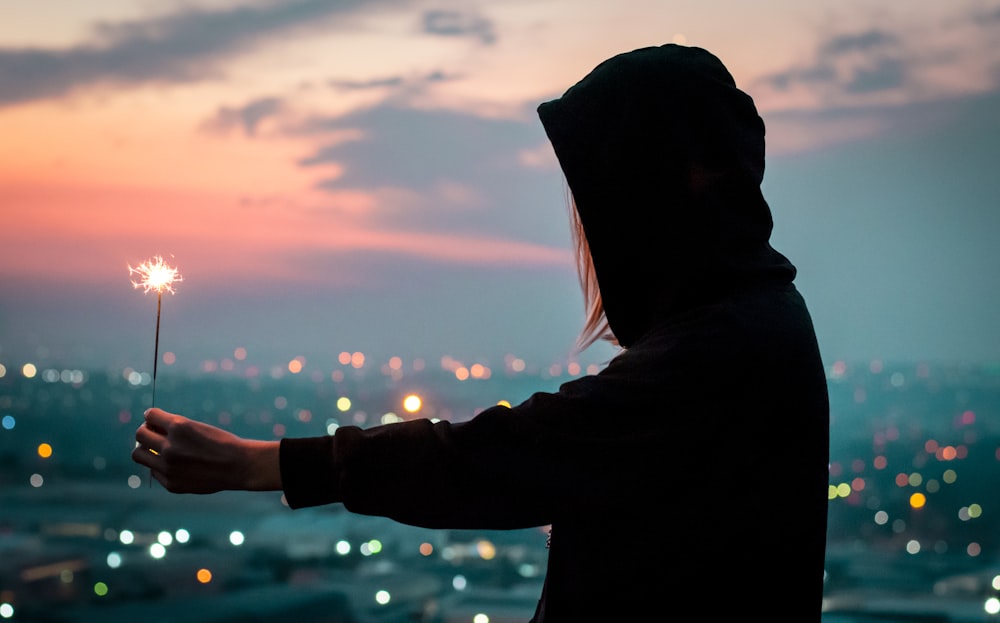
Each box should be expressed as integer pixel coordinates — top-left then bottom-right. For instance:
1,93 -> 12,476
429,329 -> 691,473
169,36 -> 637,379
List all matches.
537,44 -> 797,348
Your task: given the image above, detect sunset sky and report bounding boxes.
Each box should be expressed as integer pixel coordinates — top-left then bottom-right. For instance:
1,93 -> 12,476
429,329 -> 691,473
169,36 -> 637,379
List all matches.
2,0 -> 999,375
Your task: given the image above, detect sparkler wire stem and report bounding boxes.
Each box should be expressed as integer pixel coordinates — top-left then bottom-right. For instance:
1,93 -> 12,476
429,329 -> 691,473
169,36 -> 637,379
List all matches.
153,291 -> 162,407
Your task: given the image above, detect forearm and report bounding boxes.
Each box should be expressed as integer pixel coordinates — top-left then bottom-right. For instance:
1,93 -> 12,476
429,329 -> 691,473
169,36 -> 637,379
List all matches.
241,439 -> 283,491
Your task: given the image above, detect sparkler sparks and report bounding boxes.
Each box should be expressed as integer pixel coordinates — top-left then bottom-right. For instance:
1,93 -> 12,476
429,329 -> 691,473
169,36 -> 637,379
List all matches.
129,255 -> 182,295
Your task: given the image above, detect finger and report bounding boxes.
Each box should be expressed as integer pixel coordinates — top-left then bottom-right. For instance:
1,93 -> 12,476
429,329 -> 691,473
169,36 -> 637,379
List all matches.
131,444 -> 160,469
135,423 -> 163,451
143,407 -> 174,433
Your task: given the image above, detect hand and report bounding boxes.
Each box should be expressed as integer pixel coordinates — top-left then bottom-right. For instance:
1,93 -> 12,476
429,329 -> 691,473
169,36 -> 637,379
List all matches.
132,408 -> 281,493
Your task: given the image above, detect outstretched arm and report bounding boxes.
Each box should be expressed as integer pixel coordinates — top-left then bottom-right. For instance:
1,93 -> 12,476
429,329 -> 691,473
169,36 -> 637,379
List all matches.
132,408 -> 281,494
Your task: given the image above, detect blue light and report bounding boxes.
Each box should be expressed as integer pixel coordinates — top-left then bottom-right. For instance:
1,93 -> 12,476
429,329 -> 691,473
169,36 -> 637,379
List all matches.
1,415 -> 14,430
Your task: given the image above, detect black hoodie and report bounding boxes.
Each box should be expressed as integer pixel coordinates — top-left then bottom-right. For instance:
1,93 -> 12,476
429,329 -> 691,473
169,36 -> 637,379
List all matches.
280,44 -> 830,622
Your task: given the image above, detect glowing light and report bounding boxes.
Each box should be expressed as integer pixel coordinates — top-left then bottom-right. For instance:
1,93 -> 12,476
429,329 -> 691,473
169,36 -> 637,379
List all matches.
22,363 -> 37,378
127,475 -> 142,489
29,473 -> 43,487
389,356 -> 402,370
909,492 -> 927,509
985,597 -> 1000,616
234,347 -> 247,360
351,352 -> 365,368
367,539 -> 383,554
943,469 -> 957,484
906,539 -> 921,554
335,540 -> 351,555
473,614 -> 490,623
107,552 -> 122,568
403,394 -> 422,413
375,590 -> 391,605
175,528 -> 190,543
337,397 -> 352,411
968,542 -> 982,556
419,542 -> 434,556
37,443 -> 53,458
874,510 -> 888,525
149,543 -> 166,559
129,255 -> 182,294
497,400 -> 511,408
476,539 -> 496,560
94,582 -> 109,596
229,531 -> 245,546
453,575 -> 467,590
0,364 -> 5,377
0,603 -> 13,619
157,531 -> 173,546
455,367 -> 469,381
119,530 -> 135,545
288,358 -> 303,374
197,568 -> 213,584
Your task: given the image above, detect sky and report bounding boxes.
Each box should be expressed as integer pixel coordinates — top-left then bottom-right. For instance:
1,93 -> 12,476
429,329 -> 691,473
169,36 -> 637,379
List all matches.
2,0 -> 999,377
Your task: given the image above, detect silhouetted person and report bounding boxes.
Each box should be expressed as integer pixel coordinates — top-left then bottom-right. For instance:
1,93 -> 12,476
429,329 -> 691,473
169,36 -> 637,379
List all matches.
133,44 -> 830,622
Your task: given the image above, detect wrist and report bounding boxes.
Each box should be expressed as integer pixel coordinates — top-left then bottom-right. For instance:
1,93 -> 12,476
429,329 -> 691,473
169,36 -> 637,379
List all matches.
241,440 -> 282,491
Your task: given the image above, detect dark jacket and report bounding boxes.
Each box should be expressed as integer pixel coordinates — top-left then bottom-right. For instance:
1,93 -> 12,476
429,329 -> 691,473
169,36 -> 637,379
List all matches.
280,44 -> 830,622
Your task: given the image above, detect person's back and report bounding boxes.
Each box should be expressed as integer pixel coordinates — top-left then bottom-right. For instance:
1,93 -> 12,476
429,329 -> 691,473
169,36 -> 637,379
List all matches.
533,43 -> 830,621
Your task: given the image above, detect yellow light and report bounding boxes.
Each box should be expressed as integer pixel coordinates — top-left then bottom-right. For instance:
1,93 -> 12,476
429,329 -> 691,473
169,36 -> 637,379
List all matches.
196,568 -> 212,584
337,397 -> 351,411
37,443 -> 53,459
476,539 -> 496,560
403,394 -> 422,413
910,492 -> 927,509
22,363 -> 37,378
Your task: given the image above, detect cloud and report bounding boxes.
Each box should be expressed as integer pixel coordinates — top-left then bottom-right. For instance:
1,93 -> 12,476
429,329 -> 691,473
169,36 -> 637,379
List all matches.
0,0 -> 405,107
294,102 -> 568,247
819,30 -> 900,56
754,28 -> 906,98
203,96 -> 285,136
298,103 -> 540,189
421,9 -> 496,45
328,69 -> 458,91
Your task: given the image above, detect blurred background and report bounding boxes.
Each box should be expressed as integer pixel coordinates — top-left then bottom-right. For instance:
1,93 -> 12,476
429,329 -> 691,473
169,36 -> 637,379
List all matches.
2,1 -> 1000,621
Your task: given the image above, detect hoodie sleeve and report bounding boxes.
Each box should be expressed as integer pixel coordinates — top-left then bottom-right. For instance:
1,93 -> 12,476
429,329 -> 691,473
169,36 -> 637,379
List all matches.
277,352 -> 672,530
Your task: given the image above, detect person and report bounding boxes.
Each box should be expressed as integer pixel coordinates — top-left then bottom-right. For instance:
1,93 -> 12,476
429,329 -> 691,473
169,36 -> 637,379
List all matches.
132,43 -> 830,622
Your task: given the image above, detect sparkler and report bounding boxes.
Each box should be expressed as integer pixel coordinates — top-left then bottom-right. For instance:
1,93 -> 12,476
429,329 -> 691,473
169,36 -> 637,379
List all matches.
128,255 -> 182,408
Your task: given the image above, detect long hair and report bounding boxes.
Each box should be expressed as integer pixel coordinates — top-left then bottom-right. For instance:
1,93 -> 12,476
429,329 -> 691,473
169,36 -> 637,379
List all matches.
568,193 -> 618,352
